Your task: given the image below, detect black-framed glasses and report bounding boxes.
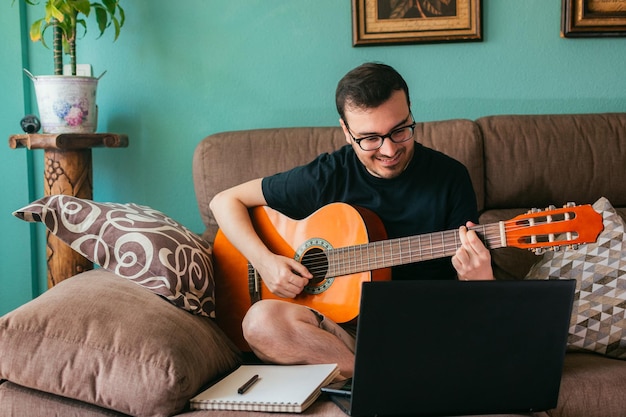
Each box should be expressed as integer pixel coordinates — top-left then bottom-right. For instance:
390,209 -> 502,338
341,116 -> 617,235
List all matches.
344,112 -> 416,151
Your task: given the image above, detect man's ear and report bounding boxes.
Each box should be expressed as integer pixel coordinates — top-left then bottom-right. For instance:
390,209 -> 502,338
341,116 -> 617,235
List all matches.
339,118 -> 352,145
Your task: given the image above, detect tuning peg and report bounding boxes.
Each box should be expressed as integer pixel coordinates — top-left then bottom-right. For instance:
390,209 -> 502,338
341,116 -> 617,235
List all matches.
565,202 -> 576,208
547,205 -> 556,211
532,247 -> 546,255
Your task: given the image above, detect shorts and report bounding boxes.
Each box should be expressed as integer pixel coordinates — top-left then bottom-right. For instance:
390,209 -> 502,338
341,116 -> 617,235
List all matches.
310,309 -> 357,353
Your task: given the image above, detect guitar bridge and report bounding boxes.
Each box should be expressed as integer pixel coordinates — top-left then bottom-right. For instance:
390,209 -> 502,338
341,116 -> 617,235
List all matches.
248,264 -> 261,303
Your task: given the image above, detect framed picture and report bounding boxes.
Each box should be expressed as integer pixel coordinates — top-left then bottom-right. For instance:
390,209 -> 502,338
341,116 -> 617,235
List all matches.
351,0 -> 482,46
562,0 -> 626,37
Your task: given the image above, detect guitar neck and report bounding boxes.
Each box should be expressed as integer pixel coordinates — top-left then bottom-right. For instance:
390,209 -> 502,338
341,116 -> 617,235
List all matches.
326,223 -> 504,277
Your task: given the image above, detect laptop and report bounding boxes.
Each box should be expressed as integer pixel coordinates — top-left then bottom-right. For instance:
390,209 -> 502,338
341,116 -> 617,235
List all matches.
324,279 -> 576,417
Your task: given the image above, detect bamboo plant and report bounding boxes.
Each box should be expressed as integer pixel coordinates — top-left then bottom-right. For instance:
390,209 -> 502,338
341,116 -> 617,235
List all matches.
19,0 -> 125,76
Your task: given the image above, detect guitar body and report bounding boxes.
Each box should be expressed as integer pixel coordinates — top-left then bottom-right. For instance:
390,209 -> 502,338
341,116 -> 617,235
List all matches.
213,203 -> 390,351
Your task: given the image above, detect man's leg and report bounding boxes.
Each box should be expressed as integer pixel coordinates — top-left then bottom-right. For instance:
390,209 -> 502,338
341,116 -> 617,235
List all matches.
242,299 -> 356,378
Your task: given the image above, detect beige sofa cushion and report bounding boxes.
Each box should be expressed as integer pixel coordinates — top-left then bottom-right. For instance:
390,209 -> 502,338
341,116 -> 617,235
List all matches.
478,113 -> 626,210
554,353 -> 626,417
0,381 -> 129,417
193,127 -> 349,242
0,269 -> 240,417
0,381 -> 553,417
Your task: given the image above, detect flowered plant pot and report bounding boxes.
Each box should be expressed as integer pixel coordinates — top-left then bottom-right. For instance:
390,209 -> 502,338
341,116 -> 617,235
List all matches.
25,70 -> 99,134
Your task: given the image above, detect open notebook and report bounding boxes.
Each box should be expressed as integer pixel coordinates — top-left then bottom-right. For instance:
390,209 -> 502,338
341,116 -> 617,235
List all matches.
189,363 -> 339,413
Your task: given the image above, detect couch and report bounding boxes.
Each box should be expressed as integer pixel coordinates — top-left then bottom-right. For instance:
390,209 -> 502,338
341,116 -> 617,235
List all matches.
1,113 -> 626,417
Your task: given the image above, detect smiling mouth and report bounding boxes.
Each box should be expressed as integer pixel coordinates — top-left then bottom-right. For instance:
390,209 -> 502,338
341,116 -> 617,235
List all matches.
377,152 -> 402,166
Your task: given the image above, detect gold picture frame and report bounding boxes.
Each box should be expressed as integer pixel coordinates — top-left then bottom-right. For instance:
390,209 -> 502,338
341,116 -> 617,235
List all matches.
351,0 -> 482,46
562,0 -> 626,37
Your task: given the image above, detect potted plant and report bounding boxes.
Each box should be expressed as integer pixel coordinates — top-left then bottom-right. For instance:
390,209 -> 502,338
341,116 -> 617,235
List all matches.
17,0 -> 125,133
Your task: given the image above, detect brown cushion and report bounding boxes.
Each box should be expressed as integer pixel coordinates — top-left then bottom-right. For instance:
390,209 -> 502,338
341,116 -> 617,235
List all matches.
552,353 -> 626,417
0,381 -> 553,417
478,113 -> 626,210
0,381 -> 129,417
193,127 -> 348,242
13,195 -> 215,317
0,269 -> 241,417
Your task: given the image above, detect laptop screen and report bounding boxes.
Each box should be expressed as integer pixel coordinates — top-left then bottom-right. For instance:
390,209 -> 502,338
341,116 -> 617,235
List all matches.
341,279 -> 575,417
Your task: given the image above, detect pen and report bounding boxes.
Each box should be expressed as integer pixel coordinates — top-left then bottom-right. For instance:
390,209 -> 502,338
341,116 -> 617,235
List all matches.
237,374 -> 260,394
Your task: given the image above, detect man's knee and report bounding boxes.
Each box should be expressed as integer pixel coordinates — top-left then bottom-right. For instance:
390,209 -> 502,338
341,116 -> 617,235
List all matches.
242,300 -> 287,343
242,301 -> 270,340
242,300 -> 317,343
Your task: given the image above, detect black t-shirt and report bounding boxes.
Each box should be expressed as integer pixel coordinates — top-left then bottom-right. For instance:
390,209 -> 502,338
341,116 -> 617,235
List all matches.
262,142 -> 478,280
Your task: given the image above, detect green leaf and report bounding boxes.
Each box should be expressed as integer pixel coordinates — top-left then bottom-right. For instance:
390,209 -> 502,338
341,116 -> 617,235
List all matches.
112,17 -> 121,41
55,18 -> 71,36
68,0 -> 91,16
29,19 -> 44,42
55,1 -> 72,17
45,3 -> 65,23
75,18 -> 87,38
39,21 -> 52,49
101,0 -> 117,15
117,5 -> 125,27
23,0 -> 126,63
94,6 -> 108,36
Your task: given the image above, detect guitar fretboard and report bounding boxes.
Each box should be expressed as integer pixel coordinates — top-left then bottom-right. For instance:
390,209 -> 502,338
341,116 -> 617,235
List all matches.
325,223 -> 504,278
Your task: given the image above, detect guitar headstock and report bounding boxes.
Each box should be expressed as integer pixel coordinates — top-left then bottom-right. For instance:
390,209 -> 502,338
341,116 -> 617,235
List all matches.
505,203 -> 604,254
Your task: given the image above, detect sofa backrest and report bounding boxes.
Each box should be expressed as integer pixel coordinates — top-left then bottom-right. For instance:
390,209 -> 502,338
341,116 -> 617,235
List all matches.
478,113 -> 626,210
193,127 -> 346,241
193,120 -> 485,242
475,113 -> 626,279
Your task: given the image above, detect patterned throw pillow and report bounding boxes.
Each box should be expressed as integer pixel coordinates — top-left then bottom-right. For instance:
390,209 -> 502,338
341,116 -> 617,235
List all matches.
525,197 -> 626,359
14,195 -> 215,317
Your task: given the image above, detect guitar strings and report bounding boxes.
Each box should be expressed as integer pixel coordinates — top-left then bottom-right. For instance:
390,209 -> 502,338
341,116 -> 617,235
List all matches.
296,217 -> 579,278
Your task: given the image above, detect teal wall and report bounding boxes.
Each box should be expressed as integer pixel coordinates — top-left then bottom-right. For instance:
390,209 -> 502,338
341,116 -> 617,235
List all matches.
1,2 -> 39,314
1,1 -> 625,315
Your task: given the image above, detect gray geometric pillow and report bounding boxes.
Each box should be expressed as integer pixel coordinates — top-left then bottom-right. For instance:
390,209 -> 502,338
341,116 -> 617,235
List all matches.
13,195 -> 215,317
525,197 -> 626,359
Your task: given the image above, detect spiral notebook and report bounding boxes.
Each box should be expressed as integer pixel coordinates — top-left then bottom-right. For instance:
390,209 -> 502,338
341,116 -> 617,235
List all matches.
189,363 -> 339,413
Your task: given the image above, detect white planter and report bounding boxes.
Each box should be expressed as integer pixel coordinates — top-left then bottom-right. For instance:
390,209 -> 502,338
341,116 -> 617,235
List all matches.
24,69 -> 99,134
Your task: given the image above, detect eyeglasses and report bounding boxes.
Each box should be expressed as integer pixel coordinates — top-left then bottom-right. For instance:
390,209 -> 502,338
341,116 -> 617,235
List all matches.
344,112 -> 416,151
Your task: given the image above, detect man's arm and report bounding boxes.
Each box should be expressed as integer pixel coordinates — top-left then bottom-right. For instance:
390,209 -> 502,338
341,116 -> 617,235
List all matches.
209,178 -> 313,298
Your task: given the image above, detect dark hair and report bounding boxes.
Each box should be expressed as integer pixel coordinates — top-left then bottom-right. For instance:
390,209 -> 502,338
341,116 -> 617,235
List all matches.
335,62 -> 410,121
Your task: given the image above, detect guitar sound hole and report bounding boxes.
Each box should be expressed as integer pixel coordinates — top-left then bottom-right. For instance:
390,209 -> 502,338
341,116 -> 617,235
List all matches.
301,247 -> 330,292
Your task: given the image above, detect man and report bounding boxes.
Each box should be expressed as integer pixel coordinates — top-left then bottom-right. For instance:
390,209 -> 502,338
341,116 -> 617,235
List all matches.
210,62 -> 494,379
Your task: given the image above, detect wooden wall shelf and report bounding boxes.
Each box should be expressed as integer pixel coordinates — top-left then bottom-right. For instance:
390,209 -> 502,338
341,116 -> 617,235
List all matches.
9,132 -> 128,150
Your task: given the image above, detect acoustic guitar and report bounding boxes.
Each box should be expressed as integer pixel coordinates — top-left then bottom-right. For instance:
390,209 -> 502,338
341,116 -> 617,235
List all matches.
213,202 -> 603,350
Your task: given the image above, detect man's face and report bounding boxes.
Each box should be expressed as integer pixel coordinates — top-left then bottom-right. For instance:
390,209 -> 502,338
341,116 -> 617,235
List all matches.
340,90 -> 415,179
